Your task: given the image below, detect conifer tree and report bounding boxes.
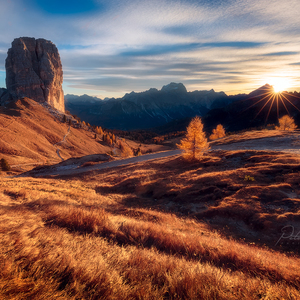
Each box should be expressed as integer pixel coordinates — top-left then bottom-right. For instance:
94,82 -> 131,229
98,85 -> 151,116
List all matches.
103,134 -> 107,143
119,142 -> 133,157
210,124 -> 226,140
177,116 -> 210,160
275,115 -> 297,131
135,147 -> 142,156
1,158 -> 11,171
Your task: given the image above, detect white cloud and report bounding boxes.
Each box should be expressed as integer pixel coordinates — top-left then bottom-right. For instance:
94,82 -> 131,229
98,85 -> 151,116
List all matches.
1,0 -> 300,95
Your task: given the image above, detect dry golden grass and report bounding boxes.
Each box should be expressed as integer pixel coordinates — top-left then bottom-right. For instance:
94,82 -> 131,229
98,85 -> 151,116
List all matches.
1,147 -> 300,299
210,129 -> 294,146
0,98 -> 114,169
0,98 -> 168,171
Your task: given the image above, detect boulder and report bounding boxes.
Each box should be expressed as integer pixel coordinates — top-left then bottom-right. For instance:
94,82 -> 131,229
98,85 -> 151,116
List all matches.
5,37 -> 64,112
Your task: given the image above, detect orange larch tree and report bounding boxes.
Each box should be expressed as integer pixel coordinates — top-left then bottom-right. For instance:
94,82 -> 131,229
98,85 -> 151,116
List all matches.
210,124 -> 226,140
177,116 -> 210,161
275,115 -> 297,131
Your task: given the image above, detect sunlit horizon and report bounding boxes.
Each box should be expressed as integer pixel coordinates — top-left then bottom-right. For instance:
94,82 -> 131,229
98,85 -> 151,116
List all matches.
240,79 -> 300,127
61,80 -> 300,99
1,0 -> 300,99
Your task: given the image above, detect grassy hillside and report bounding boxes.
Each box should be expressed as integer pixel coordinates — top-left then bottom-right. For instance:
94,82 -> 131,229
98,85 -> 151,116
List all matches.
1,146 -> 300,299
0,97 -> 167,171
0,98 -> 110,167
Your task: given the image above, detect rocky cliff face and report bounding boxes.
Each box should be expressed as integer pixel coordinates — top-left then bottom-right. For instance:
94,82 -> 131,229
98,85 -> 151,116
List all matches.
5,37 -> 64,112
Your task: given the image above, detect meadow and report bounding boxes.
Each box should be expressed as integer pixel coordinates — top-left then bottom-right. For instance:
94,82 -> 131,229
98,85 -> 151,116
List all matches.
1,146 -> 300,299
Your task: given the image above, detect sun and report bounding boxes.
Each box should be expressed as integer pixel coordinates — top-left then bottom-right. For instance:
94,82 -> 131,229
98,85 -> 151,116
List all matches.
244,76 -> 300,126
268,77 -> 291,93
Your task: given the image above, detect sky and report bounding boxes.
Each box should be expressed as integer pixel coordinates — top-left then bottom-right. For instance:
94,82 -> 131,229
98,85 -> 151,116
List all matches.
1,0 -> 300,98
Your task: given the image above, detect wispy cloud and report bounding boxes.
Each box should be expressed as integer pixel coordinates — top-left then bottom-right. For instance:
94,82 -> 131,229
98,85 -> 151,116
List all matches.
1,0 -> 300,97
263,51 -> 299,57
120,41 -> 265,57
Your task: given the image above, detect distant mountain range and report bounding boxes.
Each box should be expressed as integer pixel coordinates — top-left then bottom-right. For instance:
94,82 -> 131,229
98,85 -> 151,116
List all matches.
65,82 -> 300,133
203,84 -> 300,133
65,82 -> 246,131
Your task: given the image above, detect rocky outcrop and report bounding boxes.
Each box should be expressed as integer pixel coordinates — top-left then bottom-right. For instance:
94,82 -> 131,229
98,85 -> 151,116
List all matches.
5,37 -> 64,112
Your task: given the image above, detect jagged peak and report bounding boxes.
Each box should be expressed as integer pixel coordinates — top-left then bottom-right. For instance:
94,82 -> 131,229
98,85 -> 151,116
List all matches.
248,83 -> 275,97
161,82 -> 187,93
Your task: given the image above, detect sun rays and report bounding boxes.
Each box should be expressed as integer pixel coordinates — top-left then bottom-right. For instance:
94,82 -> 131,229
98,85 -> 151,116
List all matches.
243,83 -> 300,125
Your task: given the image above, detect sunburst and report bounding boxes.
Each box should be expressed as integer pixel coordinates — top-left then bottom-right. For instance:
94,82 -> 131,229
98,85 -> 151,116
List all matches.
242,80 -> 300,126
268,77 -> 291,94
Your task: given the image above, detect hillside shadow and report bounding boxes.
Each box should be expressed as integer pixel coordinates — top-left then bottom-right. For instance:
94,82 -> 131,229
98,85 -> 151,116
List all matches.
109,150 -> 300,255
0,106 -> 21,117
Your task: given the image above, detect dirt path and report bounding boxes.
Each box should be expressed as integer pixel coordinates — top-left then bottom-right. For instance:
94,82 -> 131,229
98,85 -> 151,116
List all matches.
211,134 -> 300,154
53,126 -> 71,161
22,132 -> 300,177
25,150 -> 182,177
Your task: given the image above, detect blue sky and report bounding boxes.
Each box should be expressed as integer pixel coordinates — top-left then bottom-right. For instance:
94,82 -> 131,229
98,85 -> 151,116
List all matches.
1,0 -> 300,98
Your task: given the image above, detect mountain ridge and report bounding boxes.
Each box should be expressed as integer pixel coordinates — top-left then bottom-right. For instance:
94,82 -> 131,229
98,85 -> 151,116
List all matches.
65,82 -> 300,134
65,82 -> 240,130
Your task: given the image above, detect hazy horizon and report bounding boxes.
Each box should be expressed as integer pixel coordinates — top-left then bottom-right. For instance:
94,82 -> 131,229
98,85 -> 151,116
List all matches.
1,0 -> 300,98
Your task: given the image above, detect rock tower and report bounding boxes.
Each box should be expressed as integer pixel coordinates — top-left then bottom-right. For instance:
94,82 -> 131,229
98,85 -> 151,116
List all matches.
5,37 -> 65,112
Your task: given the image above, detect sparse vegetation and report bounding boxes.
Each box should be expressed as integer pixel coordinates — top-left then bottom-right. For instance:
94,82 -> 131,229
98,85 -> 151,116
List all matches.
244,174 -> 255,181
177,116 -> 210,160
72,114 -> 81,123
275,115 -> 297,131
210,124 -> 226,140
